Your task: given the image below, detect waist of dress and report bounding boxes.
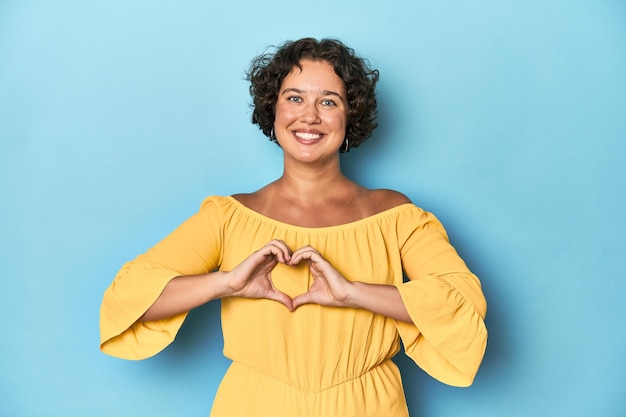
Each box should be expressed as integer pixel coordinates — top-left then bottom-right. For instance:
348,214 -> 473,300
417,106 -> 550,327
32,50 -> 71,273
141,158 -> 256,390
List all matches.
211,359 -> 408,417
231,358 -> 400,395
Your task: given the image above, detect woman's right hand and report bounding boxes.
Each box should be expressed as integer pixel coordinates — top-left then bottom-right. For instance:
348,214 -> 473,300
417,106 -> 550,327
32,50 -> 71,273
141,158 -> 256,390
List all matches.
224,240 -> 295,311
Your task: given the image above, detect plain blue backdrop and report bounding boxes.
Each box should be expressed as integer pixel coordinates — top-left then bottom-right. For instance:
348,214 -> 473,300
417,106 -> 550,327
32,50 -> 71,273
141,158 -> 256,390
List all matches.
1,1 -> 625,416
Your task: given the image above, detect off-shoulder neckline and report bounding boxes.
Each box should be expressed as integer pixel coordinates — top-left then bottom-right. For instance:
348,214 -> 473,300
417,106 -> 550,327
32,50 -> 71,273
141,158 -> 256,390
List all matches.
224,195 -> 417,232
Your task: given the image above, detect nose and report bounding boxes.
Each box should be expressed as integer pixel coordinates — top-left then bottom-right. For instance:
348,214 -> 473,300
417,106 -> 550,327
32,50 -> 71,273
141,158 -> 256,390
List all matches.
300,101 -> 321,124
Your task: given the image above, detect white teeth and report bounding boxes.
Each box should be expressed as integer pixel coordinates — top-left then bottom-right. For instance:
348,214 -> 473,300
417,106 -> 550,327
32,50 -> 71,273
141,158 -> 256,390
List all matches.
295,132 -> 322,140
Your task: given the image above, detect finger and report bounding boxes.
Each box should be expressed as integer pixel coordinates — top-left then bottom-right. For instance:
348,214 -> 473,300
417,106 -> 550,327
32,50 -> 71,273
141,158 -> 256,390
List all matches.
263,240 -> 293,263
290,245 -> 315,256
289,245 -> 317,260
266,239 -> 292,252
259,243 -> 290,263
289,248 -> 325,266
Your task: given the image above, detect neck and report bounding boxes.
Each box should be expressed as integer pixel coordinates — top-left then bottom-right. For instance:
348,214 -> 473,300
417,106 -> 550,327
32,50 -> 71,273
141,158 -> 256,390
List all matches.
273,158 -> 352,205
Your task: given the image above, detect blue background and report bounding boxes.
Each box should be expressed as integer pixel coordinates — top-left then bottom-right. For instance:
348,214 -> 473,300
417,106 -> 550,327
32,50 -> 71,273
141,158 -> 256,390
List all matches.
1,1 -> 625,416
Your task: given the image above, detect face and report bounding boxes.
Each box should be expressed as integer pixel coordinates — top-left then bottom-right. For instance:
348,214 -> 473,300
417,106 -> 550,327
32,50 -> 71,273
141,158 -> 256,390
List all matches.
274,59 -> 348,162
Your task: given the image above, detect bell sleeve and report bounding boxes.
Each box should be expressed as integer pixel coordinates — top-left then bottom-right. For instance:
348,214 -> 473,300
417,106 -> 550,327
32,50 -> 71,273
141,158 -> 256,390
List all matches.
99,197 -> 225,360
394,207 -> 487,387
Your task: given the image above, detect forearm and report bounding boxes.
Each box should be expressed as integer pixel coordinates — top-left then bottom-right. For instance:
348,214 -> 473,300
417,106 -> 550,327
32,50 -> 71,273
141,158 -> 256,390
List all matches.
138,271 -> 230,322
346,282 -> 413,323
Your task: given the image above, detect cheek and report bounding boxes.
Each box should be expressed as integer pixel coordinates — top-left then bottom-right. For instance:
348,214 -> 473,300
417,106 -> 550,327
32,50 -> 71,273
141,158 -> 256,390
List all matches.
274,104 -> 296,125
326,113 -> 347,131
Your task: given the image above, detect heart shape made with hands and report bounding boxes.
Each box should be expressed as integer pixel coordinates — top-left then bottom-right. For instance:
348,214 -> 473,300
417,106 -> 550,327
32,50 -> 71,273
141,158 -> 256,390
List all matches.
234,243 -> 351,312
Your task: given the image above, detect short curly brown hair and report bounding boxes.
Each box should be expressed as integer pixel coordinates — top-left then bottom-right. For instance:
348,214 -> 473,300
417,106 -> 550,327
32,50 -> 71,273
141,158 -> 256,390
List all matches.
246,38 -> 379,152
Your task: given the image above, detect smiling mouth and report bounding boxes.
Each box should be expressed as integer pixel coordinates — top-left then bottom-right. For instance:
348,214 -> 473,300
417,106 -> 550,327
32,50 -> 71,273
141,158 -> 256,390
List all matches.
294,131 -> 323,142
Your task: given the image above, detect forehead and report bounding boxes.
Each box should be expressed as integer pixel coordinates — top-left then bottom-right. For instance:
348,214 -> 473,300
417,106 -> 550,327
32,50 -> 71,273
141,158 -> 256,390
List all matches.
281,59 -> 346,94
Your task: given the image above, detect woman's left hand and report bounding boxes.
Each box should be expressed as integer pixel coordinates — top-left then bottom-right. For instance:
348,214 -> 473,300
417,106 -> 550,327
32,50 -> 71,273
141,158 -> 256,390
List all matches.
289,246 -> 353,309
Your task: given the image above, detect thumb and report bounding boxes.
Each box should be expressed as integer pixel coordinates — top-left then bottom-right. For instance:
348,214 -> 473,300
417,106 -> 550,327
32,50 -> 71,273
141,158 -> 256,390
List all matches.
267,288 -> 295,312
292,291 -> 314,310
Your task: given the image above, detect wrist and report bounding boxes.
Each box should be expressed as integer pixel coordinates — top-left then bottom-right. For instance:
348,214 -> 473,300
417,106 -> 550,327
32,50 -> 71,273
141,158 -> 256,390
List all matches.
343,280 -> 364,309
209,270 -> 236,299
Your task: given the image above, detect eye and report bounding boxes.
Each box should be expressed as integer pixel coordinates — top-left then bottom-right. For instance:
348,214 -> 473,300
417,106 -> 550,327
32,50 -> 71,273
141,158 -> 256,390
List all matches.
287,95 -> 302,103
321,99 -> 337,107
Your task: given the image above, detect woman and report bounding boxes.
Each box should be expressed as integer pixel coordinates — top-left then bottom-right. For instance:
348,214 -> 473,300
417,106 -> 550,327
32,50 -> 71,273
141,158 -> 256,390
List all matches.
100,38 -> 487,417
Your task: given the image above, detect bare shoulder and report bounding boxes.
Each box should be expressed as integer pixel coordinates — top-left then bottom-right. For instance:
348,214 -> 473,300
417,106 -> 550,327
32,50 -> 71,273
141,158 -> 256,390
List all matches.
367,189 -> 412,212
231,193 -> 255,203
231,184 -> 283,215
231,190 -> 266,212
231,192 -> 255,205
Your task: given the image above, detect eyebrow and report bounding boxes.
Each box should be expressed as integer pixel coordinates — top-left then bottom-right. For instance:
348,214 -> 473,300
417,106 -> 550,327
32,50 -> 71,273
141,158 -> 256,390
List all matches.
281,88 -> 345,102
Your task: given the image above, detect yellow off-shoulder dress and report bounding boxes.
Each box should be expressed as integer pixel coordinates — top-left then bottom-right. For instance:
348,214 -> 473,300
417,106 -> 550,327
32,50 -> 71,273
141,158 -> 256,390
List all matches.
100,196 -> 487,417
